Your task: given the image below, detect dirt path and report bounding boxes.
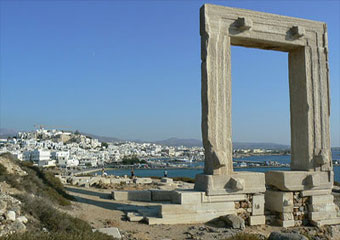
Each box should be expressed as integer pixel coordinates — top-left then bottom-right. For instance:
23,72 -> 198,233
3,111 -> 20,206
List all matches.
64,185 -> 340,240
64,185 -> 205,240
64,185 -> 259,239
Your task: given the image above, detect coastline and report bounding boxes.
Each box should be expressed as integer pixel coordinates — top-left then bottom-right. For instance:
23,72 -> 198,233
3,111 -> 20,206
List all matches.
73,165 -> 289,176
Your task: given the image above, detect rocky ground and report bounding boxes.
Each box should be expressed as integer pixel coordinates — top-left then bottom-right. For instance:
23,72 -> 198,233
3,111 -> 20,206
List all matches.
64,185 -> 340,240
0,191 -> 28,236
0,156 -> 29,237
2,152 -> 340,240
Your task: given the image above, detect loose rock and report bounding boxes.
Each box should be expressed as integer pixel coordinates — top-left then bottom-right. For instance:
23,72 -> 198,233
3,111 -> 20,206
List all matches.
5,211 -> 16,222
17,216 -> 28,224
220,214 -> 245,230
268,232 -> 309,240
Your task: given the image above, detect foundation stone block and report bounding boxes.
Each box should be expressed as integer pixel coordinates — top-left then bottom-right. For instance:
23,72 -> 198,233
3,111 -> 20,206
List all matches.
309,194 -> 333,205
172,191 -> 203,204
194,172 -> 265,195
265,171 -> 333,191
300,189 -> 331,197
249,215 -> 266,226
151,190 -> 175,202
265,190 -> 293,213
202,194 -> 247,203
309,211 -> 338,221
277,219 -> 295,228
112,190 -> 151,202
252,194 -> 265,216
311,218 -> 340,227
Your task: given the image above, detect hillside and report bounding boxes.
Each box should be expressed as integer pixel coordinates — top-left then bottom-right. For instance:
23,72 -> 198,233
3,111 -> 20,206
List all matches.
0,153 -> 114,240
82,133 -> 290,150
152,137 -> 202,147
0,128 -> 17,139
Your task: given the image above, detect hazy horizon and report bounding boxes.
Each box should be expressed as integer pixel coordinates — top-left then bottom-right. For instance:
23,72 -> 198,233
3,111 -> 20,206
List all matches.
3,127 -> 340,148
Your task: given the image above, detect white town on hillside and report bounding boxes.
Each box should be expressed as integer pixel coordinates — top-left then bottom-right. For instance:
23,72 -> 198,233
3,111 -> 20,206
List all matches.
0,128 -> 288,169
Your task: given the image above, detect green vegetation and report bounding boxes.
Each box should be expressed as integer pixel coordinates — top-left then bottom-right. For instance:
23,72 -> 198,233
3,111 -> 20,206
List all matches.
0,154 -> 22,190
0,162 -> 7,175
149,176 -> 161,179
122,156 -> 147,165
0,153 -> 73,206
7,196 -> 113,240
12,160 -> 74,206
147,176 -> 195,183
0,232 -> 114,240
101,142 -> 109,148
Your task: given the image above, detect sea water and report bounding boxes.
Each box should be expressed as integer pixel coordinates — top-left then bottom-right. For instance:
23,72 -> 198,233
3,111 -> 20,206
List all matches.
99,150 -> 340,182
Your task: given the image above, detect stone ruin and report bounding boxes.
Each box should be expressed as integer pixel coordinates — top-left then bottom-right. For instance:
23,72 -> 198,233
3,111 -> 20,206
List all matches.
110,4 -> 340,227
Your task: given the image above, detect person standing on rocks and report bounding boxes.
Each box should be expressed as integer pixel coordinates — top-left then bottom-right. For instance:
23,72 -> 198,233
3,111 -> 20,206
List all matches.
131,169 -> 135,179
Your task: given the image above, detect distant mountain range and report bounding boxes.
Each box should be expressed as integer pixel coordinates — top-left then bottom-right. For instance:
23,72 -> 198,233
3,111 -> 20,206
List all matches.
82,134 -> 290,150
0,127 -> 314,150
152,137 -> 202,147
82,133 -> 121,143
151,139 -> 290,149
0,128 -> 18,139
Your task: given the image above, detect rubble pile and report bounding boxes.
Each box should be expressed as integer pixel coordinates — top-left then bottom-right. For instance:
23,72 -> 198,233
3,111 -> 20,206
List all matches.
64,175 -> 194,191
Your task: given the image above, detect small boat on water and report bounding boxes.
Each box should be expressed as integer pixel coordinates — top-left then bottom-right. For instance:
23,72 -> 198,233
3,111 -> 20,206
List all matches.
175,157 -> 193,163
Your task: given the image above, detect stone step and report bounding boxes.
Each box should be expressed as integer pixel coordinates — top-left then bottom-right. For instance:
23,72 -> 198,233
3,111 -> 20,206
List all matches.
309,194 -> 334,205
171,190 -> 203,204
249,215 -> 266,226
311,218 -> 340,227
308,203 -> 337,212
159,201 -> 235,217
126,212 -> 144,222
147,212 -> 230,225
202,193 -> 247,203
301,189 -> 332,197
112,190 -> 151,202
137,208 -> 160,217
309,211 -> 338,221
265,171 -> 333,191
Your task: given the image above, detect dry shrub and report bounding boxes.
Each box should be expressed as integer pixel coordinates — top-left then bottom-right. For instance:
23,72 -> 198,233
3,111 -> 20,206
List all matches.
172,176 -> 195,183
224,233 -> 264,240
0,231 -> 115,240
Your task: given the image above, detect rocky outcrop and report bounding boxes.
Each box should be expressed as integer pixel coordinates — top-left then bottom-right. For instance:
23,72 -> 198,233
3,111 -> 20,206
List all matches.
220,214 -> 245,230
0,193 -> 28,236
268,232 -> 308,240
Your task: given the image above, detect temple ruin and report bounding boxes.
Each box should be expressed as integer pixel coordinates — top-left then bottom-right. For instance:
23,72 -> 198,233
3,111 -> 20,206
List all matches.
110,4 -> 339,227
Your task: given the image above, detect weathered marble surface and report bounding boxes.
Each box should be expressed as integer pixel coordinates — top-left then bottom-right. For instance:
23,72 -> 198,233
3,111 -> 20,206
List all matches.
200,4 -> 332,175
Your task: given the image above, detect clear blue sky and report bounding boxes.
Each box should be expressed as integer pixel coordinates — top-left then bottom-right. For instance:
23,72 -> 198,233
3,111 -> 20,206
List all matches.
0,0 -> 339,146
